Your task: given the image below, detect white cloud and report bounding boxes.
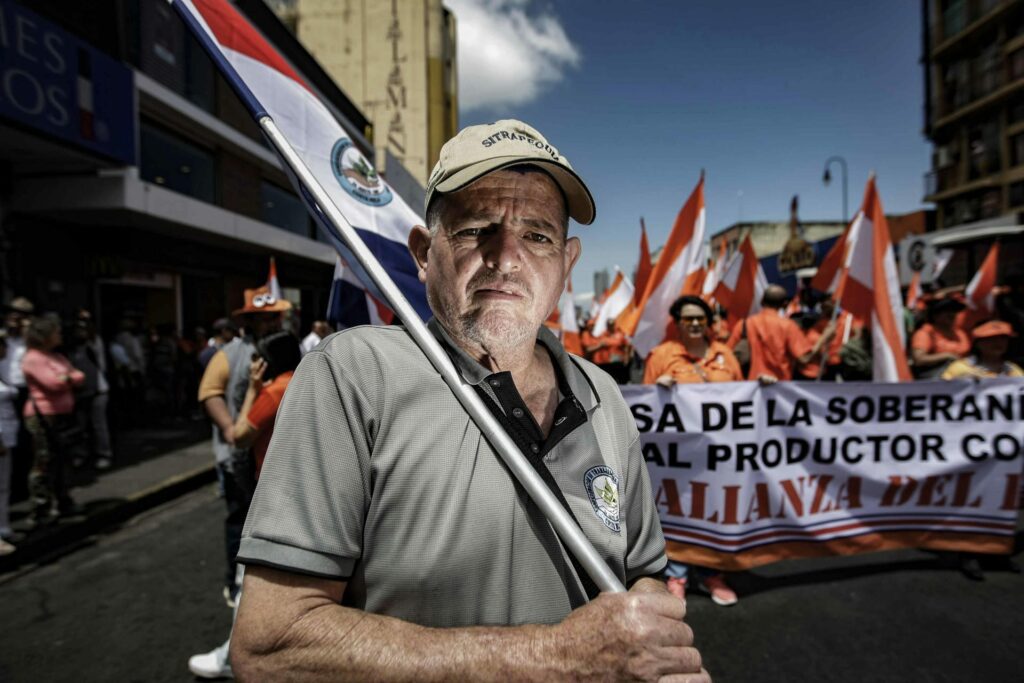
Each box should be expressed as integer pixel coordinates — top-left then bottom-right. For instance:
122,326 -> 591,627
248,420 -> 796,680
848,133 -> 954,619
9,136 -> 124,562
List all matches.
444,0 -> 581,112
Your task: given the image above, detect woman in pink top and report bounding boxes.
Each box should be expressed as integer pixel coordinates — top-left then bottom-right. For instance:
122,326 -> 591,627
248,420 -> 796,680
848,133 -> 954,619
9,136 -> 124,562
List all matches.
22,315 -> 84,524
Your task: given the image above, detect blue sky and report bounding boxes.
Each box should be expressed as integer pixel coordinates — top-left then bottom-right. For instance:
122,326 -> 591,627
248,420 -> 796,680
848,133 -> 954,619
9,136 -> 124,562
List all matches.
448,0 -> 931,294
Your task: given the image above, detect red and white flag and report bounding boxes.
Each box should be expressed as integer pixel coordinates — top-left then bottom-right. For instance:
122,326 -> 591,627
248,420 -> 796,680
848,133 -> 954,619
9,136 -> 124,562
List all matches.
592,269 -> 635,336
172,0 -> 429,322
905,270 -> 921,310
635,218 -> 653,305
558,280 -> 583,356
714,234 -> 766,322
266,256 -> 283,301
622,175 -> 707,356
810,218 -> 860,298
964,241 -> 1000,314
831,177 -> 911,382
702,240 -> 728,301
327,257 -> 394,327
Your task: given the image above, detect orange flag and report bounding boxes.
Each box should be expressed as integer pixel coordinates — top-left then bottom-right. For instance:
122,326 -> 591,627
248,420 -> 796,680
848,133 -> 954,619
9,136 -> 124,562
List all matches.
714,234 -> 766,324
621,174 -> 707,357
560,279 -> 583,356
905,271 -> 921,310
832,176 -> 911,381
634,218 -> 653,305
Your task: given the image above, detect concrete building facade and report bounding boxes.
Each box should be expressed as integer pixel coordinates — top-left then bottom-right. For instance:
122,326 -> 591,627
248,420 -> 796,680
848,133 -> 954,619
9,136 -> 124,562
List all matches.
0,0 -> 413,338
922,0 -> 1024,228
279,0 -> 458,188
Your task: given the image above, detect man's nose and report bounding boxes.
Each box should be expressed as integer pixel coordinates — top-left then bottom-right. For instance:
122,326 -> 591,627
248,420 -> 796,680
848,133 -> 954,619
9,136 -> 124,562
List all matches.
482,228 -> 523,273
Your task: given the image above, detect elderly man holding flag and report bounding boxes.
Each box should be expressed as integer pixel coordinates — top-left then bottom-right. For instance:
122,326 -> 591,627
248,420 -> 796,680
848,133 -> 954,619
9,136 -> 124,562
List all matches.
170,2 -> 706,679
232,122 -> 707,680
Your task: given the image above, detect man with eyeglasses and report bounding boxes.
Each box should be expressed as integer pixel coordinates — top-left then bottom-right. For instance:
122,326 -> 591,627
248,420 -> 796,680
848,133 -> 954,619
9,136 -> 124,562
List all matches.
643,295 -> 743,386
197,285 -> 291,608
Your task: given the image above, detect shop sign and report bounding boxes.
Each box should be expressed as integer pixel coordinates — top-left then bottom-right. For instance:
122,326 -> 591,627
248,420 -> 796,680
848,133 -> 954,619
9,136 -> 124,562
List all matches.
0,0 -> 135,163
777,236 -> 815,273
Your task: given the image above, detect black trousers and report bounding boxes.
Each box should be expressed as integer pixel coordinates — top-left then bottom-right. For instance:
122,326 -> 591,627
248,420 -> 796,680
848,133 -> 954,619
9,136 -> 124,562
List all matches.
217,461 -> 254,590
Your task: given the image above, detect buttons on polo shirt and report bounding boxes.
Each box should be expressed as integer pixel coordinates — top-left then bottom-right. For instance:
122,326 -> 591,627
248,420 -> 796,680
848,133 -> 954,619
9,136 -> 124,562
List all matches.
530,442 -> 540,454
489,378 -> 501,388
512,407 -> 525,418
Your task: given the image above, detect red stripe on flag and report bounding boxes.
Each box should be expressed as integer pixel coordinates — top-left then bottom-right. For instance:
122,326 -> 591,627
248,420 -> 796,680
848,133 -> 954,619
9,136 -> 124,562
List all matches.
192,0 -> 310,91
635,219 -> 653,306
664,517 -> 1016,547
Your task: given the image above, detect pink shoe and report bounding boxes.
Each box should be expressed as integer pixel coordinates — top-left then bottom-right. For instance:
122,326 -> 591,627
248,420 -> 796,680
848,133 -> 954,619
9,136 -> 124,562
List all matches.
698,574 -> 738,606
666,576 -> 687,600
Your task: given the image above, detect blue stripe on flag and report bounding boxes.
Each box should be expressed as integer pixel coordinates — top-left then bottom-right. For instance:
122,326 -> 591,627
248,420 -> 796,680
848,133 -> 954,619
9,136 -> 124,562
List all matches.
326,278 -> 372,328
301,186 -> 430,320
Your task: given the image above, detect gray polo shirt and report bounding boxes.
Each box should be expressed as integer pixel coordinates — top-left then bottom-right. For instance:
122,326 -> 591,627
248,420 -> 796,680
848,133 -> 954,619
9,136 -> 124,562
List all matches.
238,320 -> 666,627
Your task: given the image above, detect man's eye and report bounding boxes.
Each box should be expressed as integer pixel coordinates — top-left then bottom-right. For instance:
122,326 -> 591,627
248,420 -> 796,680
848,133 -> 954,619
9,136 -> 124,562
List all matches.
526,233 -> 553,244
455,228 -> 483,238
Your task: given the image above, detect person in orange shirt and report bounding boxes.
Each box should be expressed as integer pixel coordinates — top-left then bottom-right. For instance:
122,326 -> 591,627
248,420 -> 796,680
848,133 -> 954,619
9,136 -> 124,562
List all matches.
798,294 -> 857,381
910,296 -> 970,378
727,285 -> 834,382
709,307 -> 731,344
582,321 -> 631,384
643,295 -> 742,607
644,296 -> 742,386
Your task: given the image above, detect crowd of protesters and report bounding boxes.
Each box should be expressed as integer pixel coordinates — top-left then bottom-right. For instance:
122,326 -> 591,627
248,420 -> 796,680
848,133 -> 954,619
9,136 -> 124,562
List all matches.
0,290 -> 330,560
552,267 -> 1024,604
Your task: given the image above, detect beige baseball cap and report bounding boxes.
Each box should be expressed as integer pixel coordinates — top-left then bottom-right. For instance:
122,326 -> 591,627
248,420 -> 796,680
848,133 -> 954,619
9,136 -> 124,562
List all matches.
425,119 -> 596,225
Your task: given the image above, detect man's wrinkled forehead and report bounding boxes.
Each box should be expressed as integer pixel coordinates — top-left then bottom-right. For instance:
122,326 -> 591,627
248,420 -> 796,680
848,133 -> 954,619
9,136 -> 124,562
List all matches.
440,165 -> 568,227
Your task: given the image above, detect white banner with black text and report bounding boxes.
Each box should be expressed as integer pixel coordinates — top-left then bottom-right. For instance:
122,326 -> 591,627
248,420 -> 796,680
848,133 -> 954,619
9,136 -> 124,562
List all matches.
621,379 -> 1024,570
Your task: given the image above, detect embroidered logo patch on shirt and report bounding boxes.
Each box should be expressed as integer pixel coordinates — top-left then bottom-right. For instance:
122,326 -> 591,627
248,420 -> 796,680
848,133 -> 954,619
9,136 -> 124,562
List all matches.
584,465 -> 620,533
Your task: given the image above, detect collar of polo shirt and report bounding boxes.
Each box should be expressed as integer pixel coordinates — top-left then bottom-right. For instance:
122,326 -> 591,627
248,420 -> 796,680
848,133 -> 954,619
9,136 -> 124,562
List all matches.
427,318 -> 600,414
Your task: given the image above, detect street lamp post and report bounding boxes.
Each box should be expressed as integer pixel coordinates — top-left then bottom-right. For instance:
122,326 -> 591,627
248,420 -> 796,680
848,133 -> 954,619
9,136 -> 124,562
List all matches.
823,156 -> 848,225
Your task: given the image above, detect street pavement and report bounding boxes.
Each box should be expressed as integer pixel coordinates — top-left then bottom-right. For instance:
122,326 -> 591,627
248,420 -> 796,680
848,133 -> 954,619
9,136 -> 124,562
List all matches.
1,482 -> 1022,682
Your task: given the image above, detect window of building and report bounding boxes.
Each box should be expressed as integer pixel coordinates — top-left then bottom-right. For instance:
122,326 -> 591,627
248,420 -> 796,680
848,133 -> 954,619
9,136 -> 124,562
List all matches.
978,0 -> 1000,17
130,0 -> 215,113
942,0 -> 967,40
260,182 -> 311,238
980,189 -> 1002,220
943,60 -> 970,114
1011,95 -> 1024,125
967,120 -> 1002,179
1011,50 -> 1024,82
140,123 -> 216,204
973,42 -> 1002,99
1010,181 -> 1024,208
1012,133 -> 1024,168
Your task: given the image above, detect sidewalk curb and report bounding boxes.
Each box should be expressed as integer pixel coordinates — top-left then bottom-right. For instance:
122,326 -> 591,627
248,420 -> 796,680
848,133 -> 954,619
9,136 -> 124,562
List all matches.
0,463 -> 217,576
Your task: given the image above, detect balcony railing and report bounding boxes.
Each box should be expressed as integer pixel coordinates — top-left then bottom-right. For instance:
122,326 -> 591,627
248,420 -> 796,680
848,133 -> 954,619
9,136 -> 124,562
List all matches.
937,0 -> 1006,44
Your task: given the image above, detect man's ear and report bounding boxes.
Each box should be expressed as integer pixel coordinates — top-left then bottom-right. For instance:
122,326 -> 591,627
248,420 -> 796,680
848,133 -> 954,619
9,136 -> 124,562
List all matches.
408,225 -> 432,284
564,235 -> 582,277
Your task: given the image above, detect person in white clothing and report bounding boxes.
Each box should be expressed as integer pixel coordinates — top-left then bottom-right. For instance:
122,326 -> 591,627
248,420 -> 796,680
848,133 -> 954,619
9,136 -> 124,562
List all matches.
0,297 -> 32,392
0,330 -> 21,554
299,320 -> 332,355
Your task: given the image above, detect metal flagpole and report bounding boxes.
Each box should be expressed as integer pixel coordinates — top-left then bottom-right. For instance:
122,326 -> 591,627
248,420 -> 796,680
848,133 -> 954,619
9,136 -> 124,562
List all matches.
258,118 -> 625,594
170,0 -> 622,594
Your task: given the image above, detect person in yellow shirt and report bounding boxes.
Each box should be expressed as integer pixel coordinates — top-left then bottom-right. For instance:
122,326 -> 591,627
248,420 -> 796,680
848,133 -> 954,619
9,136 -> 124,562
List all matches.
941,320 -> 1024,380
941,319 -> 1022,581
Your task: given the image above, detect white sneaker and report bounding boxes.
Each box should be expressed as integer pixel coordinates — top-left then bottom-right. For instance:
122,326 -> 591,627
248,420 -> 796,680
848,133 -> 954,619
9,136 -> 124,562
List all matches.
187,641 -> 233,679
0,538 -> 15,556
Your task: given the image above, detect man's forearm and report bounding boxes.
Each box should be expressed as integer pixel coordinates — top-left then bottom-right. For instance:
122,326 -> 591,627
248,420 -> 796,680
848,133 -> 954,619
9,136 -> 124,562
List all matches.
231,568 -> 679,683
232,588 -> 556,682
